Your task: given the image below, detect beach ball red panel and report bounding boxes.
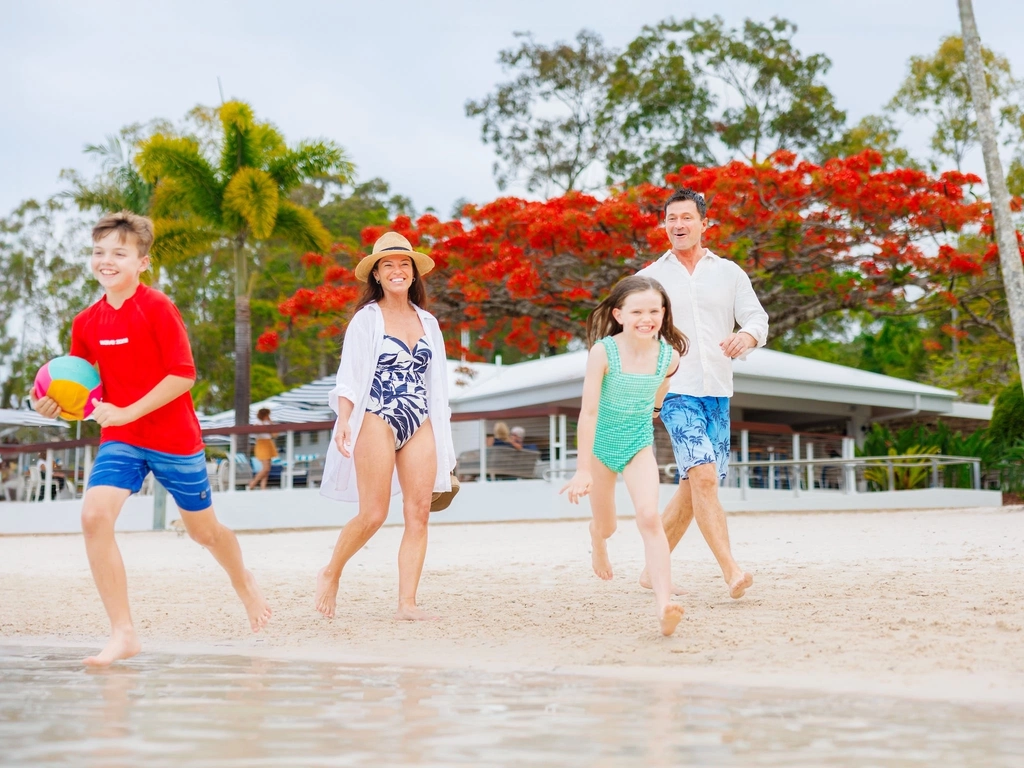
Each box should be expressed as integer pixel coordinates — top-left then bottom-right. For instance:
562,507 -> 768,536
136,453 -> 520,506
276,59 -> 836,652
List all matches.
33,356 -> 102,421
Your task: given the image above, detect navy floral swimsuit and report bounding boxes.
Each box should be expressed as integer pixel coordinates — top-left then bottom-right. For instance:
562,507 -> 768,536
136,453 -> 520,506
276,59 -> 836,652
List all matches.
366,334 -> 432,449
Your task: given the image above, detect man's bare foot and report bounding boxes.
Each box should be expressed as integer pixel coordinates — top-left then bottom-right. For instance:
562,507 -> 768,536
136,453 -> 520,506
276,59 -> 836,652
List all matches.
638,570 -> 688,595
236,570 -> 272,632
315,566 -> 339,619
728,571 -> 753,599
659,604 -> 685,637
590,522 -> 613,580
83,629 -> 141,667
395,604 -> 440,621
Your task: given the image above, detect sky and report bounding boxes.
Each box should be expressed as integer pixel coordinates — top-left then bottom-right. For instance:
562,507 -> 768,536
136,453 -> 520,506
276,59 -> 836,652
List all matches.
2,0 -> 1024,219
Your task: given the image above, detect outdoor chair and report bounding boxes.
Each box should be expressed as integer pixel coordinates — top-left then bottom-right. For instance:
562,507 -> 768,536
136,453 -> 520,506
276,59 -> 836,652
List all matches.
3,474 -> 25,501
456,447 -> 541,481
27,465 -> 59,502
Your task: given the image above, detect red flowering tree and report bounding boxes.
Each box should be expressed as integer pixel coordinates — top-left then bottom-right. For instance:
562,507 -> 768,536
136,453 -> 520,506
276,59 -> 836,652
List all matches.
264,151 -> 1018,359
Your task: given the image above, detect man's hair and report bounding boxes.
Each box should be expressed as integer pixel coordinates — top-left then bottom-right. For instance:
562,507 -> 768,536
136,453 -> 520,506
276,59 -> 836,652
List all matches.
92,211 -> 155,257
663,188 -> 707,219
510,426 -> 526,437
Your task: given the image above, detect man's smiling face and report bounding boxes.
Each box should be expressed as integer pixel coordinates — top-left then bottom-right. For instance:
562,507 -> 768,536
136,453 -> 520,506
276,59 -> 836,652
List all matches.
664,200 -> 707,253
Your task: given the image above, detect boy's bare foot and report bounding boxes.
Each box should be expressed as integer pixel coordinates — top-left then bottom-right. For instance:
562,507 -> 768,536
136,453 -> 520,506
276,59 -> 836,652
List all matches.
83,629 -> 141,667
590,522 -> 613,580
237,570 -> 272,632
728,571 -> 753,599
395,604 -> 440,621
638,570 -> 688,595
659,604 -> 685,637
315,566 -> 339,619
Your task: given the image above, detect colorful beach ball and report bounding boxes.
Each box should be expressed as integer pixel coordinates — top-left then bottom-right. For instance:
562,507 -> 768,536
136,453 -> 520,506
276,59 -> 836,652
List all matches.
33,356 -> 102,421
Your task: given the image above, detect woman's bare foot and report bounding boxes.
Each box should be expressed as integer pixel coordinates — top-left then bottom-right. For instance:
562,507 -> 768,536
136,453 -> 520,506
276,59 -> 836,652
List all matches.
728,571 -> 754,599
590,522 -> 613,580
83,628 -> 141,667
315,567 -> 340,619
659,604 -> 685,637
236,570 -> 272,632
395,604 -> 440,621
638,570 -> 688,595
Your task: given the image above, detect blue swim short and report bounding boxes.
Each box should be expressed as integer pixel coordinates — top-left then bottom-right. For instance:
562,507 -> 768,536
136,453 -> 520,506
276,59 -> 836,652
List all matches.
88,441 -> 213,512
660,394 -> 731,481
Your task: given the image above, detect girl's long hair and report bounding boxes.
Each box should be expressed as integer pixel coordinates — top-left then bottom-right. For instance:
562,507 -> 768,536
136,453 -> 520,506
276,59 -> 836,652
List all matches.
354,259 -> 427,313
585,276 -> 688,356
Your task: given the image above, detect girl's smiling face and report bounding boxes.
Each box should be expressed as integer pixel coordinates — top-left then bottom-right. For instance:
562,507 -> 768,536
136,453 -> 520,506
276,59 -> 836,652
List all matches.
612,289 -> 664,340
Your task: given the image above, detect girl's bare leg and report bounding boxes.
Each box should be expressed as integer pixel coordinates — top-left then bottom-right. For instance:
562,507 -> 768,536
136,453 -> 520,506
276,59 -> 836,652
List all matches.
315,415 -> 395,619
393,420 -> 438,620
588,460 -> 619,580
622,448 -> 683,636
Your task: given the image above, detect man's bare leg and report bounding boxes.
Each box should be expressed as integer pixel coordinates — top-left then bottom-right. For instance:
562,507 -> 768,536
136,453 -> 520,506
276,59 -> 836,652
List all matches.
179,506 -> 272,632
315,414 -> 394,619
80,487 -> 141,667
394,421 -> 440,620
639,479 -> 693,593
687,462 -> 752,598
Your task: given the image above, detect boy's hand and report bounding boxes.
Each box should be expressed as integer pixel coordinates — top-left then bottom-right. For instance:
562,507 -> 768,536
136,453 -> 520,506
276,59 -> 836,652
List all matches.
334,419 -> 353,458
32,396 -> 62,420
90,399 -> 136,428
559,470 -> 593,505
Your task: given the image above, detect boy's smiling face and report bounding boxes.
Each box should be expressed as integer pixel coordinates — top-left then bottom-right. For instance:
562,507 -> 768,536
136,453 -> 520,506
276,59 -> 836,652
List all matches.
91,231 -> 149,295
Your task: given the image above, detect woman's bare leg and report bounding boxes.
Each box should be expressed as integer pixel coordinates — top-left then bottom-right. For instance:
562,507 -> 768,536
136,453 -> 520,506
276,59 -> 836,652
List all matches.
393,419 -> 438,620
315,415 -> 395,619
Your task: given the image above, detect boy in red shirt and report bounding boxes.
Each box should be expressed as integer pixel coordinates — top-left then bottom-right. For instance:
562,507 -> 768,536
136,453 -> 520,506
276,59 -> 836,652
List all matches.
34,211 -> 272,666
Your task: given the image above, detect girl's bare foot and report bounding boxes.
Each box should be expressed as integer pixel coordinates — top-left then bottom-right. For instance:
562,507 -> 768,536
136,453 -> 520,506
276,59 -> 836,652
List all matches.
83,628 -> 141,667
395,604 -> 440,621
659,604 -> 685,636
315,567 -> 340,619
590,522 -> 613,580
728,571 -> 753,599
638,570 -> 688,595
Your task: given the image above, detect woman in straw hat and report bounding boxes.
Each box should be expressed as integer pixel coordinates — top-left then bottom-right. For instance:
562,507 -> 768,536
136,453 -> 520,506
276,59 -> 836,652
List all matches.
316,232 -> 456,621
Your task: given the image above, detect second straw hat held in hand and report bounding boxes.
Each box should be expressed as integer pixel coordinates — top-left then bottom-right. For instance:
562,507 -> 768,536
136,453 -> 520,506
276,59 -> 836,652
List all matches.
354,232 -> 435,283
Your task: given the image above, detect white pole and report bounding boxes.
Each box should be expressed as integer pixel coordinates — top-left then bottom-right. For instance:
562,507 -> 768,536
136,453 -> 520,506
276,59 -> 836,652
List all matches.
44,448 -> 54,503
285,429 -> 295,490
228,434 -> 237,492
805,442 -> 814,491
558,414 -> 568,473
740,429 -> 749,501
792,434 -> 801,497
548,414 -> 556,478
84,444 -> 93,490
478,420 -> 488,482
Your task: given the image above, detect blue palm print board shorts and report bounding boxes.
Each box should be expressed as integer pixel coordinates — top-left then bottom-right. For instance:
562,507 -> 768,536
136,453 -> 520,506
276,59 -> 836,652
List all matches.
660,394 -> 731,481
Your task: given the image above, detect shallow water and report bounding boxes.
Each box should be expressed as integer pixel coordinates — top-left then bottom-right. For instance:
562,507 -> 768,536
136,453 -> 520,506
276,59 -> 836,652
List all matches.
0,646 -> 1021,767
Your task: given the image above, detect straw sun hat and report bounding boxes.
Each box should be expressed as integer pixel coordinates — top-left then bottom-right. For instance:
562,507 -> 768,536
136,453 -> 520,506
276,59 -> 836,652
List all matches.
354,232 -> 435,283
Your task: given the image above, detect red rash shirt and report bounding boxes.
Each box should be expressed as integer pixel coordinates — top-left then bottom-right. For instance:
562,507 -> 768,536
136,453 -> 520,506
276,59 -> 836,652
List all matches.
70,283 -> 204,455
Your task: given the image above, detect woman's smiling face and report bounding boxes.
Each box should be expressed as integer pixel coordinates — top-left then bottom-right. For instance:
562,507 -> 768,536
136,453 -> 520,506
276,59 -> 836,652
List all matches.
374,256 -> 415,297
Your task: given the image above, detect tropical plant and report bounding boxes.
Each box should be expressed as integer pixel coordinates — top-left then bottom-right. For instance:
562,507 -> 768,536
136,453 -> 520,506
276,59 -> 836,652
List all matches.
136,100 -> 353,425
862,445 -> 941,491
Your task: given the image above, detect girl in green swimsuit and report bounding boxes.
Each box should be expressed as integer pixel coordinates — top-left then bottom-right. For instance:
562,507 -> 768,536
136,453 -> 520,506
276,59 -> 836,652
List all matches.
561,276 -> 688,636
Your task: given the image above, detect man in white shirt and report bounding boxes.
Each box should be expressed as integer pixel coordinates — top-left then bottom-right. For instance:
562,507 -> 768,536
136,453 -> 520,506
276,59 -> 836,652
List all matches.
637,188 -> 769,599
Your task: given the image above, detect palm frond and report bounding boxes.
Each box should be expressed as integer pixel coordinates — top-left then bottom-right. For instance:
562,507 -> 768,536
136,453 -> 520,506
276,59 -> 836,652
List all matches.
151,216 -> 223,264
137,135 -> 223,222
266,141 -> 354,191
218,101 -> 284,175
222,168 -> 279,240
273,199 -> 332,253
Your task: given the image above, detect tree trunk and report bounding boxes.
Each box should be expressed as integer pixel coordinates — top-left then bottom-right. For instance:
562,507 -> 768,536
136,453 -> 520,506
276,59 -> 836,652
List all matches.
958,0 -> 1024,392
233,238 -> 251,427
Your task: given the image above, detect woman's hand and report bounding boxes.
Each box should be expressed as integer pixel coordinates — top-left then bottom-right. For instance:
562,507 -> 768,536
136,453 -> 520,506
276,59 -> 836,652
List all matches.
334,419 -> 353,458
559,470 -> 593,505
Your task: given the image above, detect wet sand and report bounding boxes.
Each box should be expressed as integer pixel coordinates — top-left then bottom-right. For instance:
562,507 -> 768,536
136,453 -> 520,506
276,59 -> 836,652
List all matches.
2,506 -> 1023,702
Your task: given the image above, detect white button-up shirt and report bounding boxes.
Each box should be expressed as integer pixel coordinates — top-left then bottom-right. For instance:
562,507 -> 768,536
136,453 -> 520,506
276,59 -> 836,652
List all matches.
638,249 -> 769,397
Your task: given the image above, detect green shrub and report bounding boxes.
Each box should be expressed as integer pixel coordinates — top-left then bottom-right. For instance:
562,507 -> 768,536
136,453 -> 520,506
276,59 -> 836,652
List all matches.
989,381 -> 1024,448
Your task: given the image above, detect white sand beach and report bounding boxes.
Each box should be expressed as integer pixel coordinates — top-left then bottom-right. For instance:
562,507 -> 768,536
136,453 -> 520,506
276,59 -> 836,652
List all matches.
2,506 -> 1023,702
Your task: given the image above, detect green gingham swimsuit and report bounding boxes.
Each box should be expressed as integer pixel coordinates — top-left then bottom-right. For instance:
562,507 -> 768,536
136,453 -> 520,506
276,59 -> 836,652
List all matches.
593,336 -> 673,474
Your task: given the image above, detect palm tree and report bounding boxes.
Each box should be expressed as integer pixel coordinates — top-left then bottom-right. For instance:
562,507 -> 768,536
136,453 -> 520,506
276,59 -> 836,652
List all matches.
958,0 -> 1024,392
63,128 -> 155,215
137,101 -> 353,425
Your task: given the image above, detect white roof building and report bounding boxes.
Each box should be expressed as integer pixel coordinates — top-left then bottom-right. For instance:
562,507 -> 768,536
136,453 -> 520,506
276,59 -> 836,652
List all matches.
199,348 -> 991,441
